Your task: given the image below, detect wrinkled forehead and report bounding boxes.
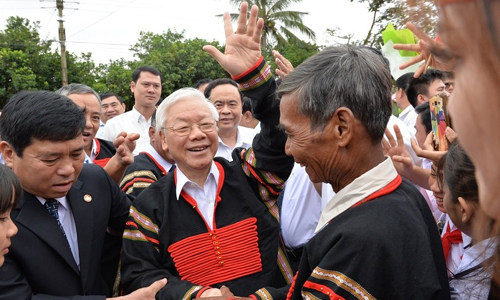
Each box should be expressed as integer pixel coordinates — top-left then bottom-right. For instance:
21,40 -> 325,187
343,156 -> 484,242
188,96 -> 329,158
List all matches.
166,99 -> 214,123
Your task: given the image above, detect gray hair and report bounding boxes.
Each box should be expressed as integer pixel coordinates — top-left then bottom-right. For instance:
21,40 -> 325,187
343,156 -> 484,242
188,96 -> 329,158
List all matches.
56,83 -> 101,105
278,46 -> 393,142
156,87 -> 219,133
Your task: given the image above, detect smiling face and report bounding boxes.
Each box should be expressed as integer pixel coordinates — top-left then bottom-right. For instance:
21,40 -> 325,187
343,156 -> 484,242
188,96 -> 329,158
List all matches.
162,98 -> 218,180
101,96 -> 125,123
1,137 -> 85,199
279,93 -> 336,184
208,84 -> 242,137
429,164 -> 445,213
66,93 -> 101,155
438,2 -> 500,218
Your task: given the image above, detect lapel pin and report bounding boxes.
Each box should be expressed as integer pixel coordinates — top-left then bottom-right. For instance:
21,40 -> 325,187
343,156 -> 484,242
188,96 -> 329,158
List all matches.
83,194 -> 92,203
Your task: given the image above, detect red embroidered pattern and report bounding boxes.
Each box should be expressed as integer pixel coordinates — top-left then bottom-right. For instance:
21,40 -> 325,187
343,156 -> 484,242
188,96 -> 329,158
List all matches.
167,217 -> 262,286
303,281 -> 345,300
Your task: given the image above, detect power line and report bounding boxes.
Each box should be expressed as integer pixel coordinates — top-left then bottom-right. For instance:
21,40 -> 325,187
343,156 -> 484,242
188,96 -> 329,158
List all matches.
68,0 -> 138,39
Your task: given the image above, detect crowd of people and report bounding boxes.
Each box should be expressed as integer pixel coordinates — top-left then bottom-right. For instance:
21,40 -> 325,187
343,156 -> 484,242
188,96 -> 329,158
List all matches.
0,0 -> 499,299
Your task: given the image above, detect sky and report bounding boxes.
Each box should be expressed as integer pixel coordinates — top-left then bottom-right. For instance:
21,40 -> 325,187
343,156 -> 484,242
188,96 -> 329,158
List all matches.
0,0 -> 374,64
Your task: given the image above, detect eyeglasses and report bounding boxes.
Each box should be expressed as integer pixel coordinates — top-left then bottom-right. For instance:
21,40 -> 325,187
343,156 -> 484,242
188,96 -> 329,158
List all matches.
164,121 -> 217,137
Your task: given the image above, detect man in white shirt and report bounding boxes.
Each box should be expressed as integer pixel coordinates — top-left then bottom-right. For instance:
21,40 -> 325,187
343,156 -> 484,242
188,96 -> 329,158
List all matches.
103,66 -> 162,155
406,69 -> 449,108
395,72 -> 417,134
204,78 -> 256,161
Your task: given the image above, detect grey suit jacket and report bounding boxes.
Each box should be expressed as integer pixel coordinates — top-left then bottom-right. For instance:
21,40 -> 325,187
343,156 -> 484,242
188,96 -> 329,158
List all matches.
0,164 -> 131,300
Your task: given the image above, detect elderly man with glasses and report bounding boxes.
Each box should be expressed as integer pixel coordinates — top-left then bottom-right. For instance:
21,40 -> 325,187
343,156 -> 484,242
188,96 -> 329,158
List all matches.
120,5 -> 295,300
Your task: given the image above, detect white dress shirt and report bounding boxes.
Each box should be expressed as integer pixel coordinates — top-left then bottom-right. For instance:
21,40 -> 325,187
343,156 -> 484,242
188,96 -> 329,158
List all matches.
280,163 -> 327,248
37,196 -> 80,269
316,158 -> 398,233
215,126 -> 256,161
102,107 -> 151,155
175,162 -> 219,230
398,105 -> 418,135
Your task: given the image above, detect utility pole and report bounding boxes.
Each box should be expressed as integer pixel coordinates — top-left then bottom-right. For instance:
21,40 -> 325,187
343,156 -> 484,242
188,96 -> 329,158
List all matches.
56,0 -> 68,86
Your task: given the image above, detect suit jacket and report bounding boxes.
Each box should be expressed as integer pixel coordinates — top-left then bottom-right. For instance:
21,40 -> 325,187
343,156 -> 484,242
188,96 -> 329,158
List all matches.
0,164 -> 131,300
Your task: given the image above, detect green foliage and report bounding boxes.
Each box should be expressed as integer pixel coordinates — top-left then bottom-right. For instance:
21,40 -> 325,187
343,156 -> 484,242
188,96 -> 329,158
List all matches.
0,16 -> 99,108
228,0 -> 316,50
265,41 -> 319,74
131,29 -> 229,97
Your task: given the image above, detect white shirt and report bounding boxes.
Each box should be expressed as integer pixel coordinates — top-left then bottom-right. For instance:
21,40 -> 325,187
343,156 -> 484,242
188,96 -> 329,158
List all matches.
95,120 -> 106,139
84,139 -> 98,164
37,196 -> 80,269
280,163 -> 327,248
441,216 -> 472,277
102,107 -> 151,155
316,158 -> 398,233
175,162 -> 219,230
215,126 -> 256,161
398,105 -> 418,135
450,238 -> 497,300
142,143 -> 174,172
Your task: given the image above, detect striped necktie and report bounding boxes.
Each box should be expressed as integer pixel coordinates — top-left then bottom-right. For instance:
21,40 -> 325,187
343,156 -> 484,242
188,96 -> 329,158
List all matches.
44,199 -> 67,237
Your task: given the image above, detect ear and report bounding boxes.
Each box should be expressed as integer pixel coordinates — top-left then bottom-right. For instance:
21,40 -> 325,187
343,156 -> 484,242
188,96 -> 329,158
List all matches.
417,94 -> 427,106
457,197 -> 474,224
130,81 -> 136,93
148,126 -> 156,142
396,88 -> 403,99
159,129 -> 168,152
0,141 -> 15,168
331,107 -> 355,147
121,103 -> 126,111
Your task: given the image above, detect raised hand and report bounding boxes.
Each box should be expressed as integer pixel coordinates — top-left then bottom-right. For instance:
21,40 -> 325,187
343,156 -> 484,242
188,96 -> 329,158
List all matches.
272,50 -> 294,78
113,131 -> 139,165
393,22 -> 455,77
203,2 -> 264,77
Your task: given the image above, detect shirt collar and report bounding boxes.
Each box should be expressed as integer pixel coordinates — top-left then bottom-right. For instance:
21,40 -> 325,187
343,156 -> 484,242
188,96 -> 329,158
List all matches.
175,161 -> 219,200
37,196 -> 70,211
218,126 -> 253,149
84,139 -> 98,164
456,237 -> 498,274
143,143 -> 173,172
131,106 -> 151,124
399,105 -> 414,118
315,157 -> 398,233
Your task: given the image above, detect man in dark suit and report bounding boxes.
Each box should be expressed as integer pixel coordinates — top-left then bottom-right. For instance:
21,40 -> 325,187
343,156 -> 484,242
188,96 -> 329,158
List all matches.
0,91 -> 166,299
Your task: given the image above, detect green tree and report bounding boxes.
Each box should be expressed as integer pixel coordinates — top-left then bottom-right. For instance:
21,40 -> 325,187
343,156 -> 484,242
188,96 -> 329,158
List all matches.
327,0 -> 437,48
267,41 -> 319,73
0,16 -> 99,107
227,0 -> 316,51
131,29 -> 228,101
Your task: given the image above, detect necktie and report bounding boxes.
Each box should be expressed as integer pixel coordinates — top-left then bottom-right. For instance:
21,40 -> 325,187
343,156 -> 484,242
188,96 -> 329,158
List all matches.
44,199 -> 67,237
441,224 -> 463,262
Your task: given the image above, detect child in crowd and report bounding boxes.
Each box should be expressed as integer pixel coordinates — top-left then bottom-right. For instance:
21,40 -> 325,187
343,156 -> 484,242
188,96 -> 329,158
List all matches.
443,141 -> 496,299
431,154 -> 471,278
0,164 -> 20,267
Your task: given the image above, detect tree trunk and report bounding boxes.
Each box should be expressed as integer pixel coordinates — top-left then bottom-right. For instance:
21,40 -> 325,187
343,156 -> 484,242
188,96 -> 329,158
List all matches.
363,1 -> 380,46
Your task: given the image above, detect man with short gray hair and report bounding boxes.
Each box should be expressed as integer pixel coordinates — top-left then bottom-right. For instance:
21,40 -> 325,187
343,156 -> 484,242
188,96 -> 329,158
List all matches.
277,46 -> 449,300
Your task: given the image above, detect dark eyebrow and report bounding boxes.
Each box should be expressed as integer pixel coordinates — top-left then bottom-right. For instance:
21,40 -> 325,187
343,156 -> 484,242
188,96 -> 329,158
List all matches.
276,124 -> 286,132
